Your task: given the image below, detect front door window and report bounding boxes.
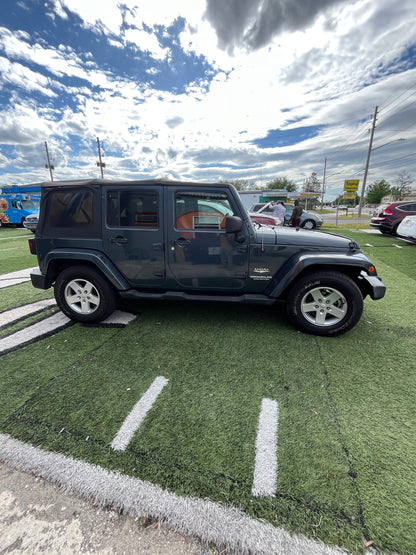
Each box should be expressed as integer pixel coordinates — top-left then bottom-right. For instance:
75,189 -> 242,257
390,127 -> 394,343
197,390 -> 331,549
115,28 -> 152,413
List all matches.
168,190 -> 248,289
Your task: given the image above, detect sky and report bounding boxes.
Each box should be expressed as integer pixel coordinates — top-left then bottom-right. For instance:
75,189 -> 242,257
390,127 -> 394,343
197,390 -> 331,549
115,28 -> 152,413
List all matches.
0,0 -> 415,200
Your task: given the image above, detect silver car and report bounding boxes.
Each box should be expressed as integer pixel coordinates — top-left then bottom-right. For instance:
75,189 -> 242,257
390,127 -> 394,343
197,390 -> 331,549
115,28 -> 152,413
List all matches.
23,211 -> 39,233
250,202 -> 323,229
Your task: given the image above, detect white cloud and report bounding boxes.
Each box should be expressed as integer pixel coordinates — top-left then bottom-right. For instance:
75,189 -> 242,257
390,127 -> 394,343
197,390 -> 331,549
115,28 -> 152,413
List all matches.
123,28 -> 169,61
0,0 -> 415,196
0,56 -> 56,97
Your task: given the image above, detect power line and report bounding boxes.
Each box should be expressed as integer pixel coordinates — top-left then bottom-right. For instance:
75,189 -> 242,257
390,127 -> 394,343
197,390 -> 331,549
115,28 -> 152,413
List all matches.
378,90 -> 416,122
379,80 -> 416,112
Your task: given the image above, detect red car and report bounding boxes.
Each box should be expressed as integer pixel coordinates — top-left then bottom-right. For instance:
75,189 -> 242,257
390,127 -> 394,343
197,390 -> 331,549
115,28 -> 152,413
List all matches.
370,200 -> 416,235
248,212 -> 281,226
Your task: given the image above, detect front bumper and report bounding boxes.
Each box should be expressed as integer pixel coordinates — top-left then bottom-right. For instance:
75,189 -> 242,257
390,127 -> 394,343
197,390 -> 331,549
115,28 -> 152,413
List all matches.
360,271 -> 386,300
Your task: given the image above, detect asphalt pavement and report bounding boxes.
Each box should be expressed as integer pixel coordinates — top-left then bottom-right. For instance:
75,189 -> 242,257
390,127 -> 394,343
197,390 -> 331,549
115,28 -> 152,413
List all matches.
0,461 -> 221,554
321,209 -> 372,226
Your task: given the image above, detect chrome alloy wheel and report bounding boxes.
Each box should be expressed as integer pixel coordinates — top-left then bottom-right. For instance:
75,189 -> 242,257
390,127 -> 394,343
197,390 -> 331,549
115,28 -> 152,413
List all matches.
300,286 -> 347,327
64,278 -> 100,315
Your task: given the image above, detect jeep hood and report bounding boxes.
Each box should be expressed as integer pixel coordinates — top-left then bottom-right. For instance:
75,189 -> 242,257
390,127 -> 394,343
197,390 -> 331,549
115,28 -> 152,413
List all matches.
254,226 -> 359,250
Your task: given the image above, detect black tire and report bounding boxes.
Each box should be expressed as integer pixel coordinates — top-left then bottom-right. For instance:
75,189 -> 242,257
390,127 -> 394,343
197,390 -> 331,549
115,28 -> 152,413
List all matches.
392,223 -> 400,236
286,271 -> 363,336
54,266 -> 117,323
301,219 -> 316,230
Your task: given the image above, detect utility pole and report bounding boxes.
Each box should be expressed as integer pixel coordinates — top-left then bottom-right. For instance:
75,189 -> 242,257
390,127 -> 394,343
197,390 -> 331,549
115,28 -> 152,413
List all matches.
321,157 -> 327,209
358,106 -> 378,218
44,141 -> 54,181
96,137 -> 105,178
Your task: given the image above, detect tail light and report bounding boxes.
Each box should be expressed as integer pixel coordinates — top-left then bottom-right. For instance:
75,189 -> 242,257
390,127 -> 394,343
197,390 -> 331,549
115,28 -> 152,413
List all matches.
383,204 -> 394,215
28,238 -> 36,255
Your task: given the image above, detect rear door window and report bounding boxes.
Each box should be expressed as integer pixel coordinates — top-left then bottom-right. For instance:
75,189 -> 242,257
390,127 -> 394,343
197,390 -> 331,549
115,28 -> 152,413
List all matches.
106,190 -> 159,228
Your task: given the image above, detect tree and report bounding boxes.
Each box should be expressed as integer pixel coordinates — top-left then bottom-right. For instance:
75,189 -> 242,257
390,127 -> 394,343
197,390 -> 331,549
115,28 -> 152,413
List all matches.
218,179 -> 256,191
390,171 -> 413,200
267,177 -> 297,192
302,172 -> 321,193
365,179 -> 391,204
302,172 -> 321,209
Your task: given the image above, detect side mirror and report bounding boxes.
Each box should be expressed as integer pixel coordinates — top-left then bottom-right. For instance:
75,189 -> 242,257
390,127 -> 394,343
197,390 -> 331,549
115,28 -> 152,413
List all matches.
225,215 -> 243,234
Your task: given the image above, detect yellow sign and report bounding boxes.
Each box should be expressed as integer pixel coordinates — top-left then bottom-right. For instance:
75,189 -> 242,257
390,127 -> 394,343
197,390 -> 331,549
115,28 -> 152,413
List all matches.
343,191 -> 356,199
344,180 -> 359,191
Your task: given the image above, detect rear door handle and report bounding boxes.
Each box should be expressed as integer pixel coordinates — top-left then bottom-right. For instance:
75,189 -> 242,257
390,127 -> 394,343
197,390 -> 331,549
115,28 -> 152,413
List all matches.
110,236 -> 128,244
172,237 -> 191,247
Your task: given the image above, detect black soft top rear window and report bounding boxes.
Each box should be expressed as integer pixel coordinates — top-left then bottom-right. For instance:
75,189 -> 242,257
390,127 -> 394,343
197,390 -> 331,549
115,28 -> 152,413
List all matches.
42,187 -> 100,236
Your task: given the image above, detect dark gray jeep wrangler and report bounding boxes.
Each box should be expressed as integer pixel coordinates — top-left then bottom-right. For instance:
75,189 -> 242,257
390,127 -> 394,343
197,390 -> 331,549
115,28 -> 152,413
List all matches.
28,179 -> 386,336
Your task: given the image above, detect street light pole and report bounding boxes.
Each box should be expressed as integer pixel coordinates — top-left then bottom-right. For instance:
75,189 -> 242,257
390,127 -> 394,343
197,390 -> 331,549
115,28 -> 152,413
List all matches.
358,106 -> 378,218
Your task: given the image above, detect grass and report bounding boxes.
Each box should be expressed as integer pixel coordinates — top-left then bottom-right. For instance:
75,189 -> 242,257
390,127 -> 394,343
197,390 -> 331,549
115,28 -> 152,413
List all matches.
0,227 -> 35,273
321,223 -> 371,230
1,227 -> 415,553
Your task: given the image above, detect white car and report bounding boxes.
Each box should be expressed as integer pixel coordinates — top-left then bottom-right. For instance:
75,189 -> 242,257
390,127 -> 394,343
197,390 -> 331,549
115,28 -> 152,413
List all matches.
397,215 -> 416,243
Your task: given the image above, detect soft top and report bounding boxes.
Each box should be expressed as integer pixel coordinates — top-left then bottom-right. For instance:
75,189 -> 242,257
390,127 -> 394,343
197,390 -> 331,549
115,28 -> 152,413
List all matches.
39,178 -> 231,190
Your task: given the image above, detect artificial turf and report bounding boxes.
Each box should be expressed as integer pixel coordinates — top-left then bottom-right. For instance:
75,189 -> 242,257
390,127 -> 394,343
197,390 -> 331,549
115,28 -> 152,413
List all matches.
0,227 -> 415,553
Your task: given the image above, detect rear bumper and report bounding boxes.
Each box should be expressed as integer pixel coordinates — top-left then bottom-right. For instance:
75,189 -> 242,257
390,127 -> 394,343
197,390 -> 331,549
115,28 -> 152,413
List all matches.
30,267 -> 53,290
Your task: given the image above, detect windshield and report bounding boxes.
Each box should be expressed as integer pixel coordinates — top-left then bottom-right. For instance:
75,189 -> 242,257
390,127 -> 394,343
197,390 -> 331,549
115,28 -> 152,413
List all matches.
21,199 -> 40,210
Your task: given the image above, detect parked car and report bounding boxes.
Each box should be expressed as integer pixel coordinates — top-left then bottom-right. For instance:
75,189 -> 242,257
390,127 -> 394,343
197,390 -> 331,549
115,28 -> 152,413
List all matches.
28,179 -> 385,336
248,211 -> 281,226
397,215 -> 416,244
249,202 -> 323,229
23,211 -> 39,232
370,201 -> 416,235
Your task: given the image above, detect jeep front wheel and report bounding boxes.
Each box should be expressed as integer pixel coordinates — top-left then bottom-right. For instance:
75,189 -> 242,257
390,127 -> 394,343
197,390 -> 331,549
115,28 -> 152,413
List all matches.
286,272 -> 363,336
54,266 -> 117,323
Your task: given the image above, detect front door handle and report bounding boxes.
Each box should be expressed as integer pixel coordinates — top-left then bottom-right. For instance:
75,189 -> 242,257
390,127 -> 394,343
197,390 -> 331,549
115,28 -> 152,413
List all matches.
110,236 -> 128,244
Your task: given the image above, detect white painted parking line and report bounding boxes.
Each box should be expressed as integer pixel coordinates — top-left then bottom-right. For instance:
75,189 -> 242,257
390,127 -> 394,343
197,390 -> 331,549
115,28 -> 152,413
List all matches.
0,298 -> 56,329
0,235 -> 30,241
0,312 -> 71,355
252,398 -> 279,498
111,376 -> 169,451
0,268 -> 34,289
0,434 -> 347,555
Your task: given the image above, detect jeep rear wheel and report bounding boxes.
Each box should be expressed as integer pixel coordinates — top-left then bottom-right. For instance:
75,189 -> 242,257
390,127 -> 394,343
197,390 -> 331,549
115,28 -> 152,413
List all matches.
286,271 -> 363,336
54,266 -> 117,323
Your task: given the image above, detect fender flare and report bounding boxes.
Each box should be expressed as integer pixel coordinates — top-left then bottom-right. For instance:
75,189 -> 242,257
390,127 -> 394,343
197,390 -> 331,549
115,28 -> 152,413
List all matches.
265,252 -> 374,298
42,248 -> 130,290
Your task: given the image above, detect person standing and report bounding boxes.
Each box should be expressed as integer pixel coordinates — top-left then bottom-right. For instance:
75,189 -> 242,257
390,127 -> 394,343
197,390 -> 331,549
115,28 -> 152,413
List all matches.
289,200 -> 303,227
272,201 -> 286,224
